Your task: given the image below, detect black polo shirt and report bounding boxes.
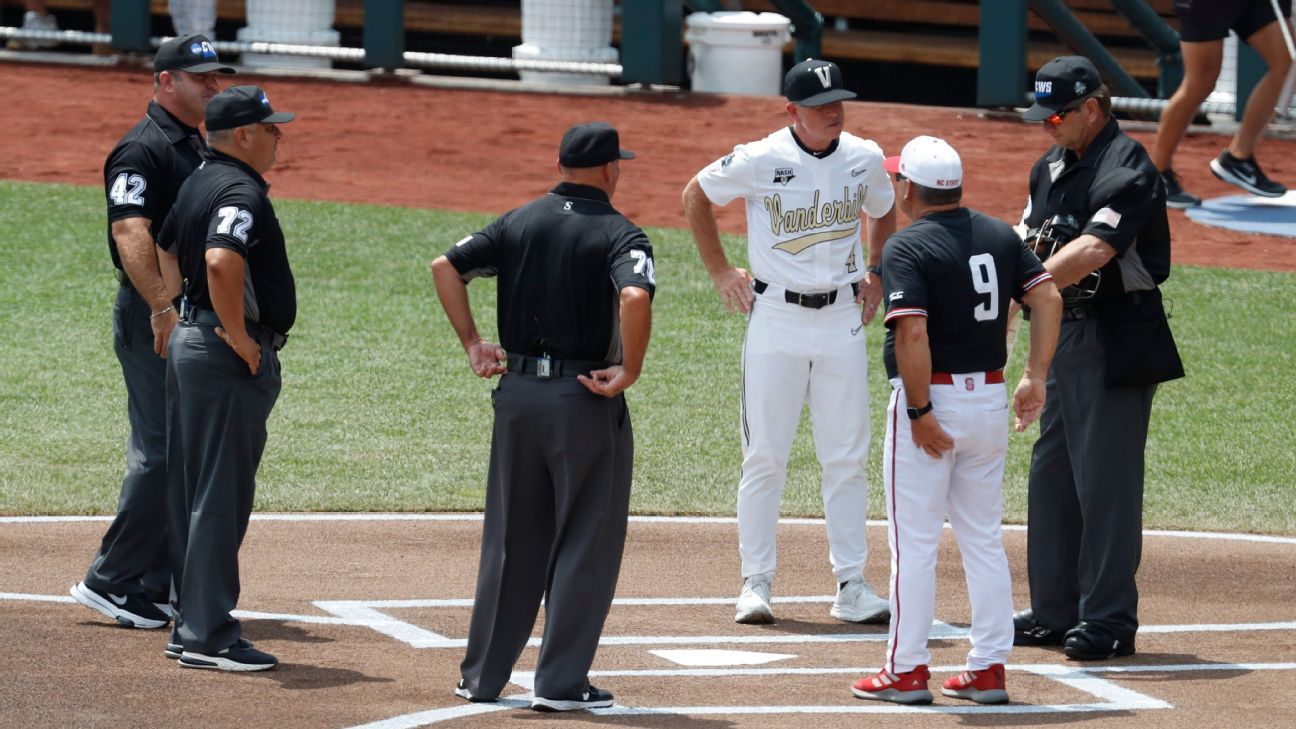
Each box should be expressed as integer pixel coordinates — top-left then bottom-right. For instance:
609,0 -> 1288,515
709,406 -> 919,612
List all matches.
159,150 -> 296,335
881,207 -> 1051,379
103,101 -> 207,272
1022,117 -> 1171,303
445,182 -> 656,363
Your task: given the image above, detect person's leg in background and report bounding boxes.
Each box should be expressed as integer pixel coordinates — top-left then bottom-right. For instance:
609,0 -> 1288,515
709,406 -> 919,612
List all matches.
1151,39 -> 1225,208
1212,11 -> 1293,196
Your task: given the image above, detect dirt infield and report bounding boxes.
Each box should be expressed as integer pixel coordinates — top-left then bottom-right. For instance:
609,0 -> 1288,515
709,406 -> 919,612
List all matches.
1,61 -> 1295,272
2,516 -> 1294,728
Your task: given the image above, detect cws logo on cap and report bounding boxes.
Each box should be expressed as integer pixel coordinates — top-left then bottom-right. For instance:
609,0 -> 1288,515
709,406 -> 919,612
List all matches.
154,33 -> 235,74
1022,55 -> 1102,122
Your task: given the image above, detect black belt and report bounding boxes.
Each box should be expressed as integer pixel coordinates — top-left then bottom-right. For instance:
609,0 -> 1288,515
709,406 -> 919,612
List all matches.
753,279 -> 859,309
1062,305 -> 1097,321
506,353 -> 607,379
182,306 -> 289,352
114,268 -> 133,289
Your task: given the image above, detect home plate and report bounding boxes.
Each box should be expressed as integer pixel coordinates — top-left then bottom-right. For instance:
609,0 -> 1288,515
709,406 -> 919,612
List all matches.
651,649 -> 797,666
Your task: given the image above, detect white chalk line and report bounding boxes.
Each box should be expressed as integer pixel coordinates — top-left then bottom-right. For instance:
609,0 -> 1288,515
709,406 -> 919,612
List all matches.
2,513 -> 1293,544
352,662 -> 1296,726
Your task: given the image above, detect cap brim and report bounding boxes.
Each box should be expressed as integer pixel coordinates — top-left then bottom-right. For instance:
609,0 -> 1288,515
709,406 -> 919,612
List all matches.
884,155 -> 901,174
1021,102 -> 1060,122
618,149 -> 635,160
263,111 -> 295,124
793,88 -> 857,108
177,62 -> 237,74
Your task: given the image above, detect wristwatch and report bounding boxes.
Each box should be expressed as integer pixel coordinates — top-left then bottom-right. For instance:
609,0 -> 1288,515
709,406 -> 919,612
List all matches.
906,401 -> 933,420
866,264 -> 882,276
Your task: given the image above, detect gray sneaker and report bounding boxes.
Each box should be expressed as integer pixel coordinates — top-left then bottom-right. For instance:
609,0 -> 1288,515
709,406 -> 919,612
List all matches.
830,577 -> 890,623
734,575 -> 774,624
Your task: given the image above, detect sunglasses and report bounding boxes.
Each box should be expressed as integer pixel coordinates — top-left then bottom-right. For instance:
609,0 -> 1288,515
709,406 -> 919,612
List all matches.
1044,99 -> 1088,127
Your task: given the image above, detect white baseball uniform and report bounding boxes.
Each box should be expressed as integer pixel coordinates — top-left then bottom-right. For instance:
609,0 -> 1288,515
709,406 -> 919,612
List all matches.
696,127 -> 895,583
879,207 -> 1052,673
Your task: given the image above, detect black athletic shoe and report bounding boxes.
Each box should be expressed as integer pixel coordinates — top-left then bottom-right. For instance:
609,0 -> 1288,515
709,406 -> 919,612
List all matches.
1012,608 -> 1066,647
531,685 -> 614,712
1210,151 -> 1287,198
1161,169 -> 1201,208
165,627 -> 182,660
178,638 -> 277,672
1064,621 -> 1136,660
454,679 -> 496,703
69,581 -> 170,629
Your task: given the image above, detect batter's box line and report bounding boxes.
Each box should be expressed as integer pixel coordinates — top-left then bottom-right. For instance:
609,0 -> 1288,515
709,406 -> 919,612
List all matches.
309,597 -> 1296,650
351,663 -> 1296,727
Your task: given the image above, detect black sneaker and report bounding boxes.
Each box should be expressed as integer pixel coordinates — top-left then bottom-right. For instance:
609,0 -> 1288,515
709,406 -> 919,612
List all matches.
454,678 -> 496,703
1012,608 -> 1066,647
1161,169 -> 1201,208
69,581 -> 170,629
178,638 -> 277,672
1210,150 -> 1287,197
1063,621 -> 1136,660
531,685 -> 614,712
165,628 -> 182,660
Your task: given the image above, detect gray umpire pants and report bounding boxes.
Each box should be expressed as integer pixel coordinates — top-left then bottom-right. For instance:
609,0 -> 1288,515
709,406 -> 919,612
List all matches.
1026,316 -> 1156,638
83,285 -> 171,601
165,319 -> 281,654
459,373 -> 634,701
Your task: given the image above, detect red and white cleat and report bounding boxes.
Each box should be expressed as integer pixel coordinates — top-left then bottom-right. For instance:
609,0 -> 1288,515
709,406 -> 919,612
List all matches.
941,663 -> 1009,704
851,665 -> 933,704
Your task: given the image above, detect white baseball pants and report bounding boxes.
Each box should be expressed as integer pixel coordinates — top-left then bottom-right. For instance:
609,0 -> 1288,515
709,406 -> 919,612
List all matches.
882,375 -> 1014,673
737,285 -> 871,584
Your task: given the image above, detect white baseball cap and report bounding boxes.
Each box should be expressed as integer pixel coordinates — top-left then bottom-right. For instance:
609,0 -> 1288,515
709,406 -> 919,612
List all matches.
883,136 -> 963,190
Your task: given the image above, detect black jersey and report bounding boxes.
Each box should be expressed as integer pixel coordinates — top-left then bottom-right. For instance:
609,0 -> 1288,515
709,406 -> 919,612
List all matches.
159,151 -> 296,335
881,208 -> 1051,379
103,101 -> 207,272
1022,117 -> 1170,303
445,182 -> 656,363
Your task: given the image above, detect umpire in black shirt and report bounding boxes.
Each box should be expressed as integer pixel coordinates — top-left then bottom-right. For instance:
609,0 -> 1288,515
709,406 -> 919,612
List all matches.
432,122 -> 655,712
1013,56 -> 1182,661
70,34 -> 233,631
157,86 -> 296,672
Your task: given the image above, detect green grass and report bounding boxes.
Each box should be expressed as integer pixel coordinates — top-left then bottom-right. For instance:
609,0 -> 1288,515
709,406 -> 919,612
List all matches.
1,180 -> 1292,534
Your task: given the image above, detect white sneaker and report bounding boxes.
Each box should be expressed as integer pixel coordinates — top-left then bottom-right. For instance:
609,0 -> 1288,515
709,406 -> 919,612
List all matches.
830,577 -> 890,623
734,575 -> 774,624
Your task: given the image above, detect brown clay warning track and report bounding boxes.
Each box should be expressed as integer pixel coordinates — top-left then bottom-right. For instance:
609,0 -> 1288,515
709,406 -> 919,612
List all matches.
1,61 -> 1294,272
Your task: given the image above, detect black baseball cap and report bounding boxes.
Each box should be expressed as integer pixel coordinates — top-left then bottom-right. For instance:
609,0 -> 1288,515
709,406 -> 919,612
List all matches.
1022,55 -> 1102,121
206,86 -> 295,131
558,122 -> 635,168
784,59 -> 856,108
153,34 -> 235,74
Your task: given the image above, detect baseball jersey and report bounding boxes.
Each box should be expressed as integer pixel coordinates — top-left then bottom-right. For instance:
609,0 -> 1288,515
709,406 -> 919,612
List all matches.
103,101 -> 207,272
159,151 -> 297,335
881,208 -> 1051,379
696,128 -> 895,292
1022,117 -> 1170,302
445,181 -> 656,363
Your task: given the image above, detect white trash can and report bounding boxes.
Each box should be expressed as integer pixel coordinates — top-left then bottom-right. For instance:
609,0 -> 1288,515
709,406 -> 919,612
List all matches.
685,11 -> 791,95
